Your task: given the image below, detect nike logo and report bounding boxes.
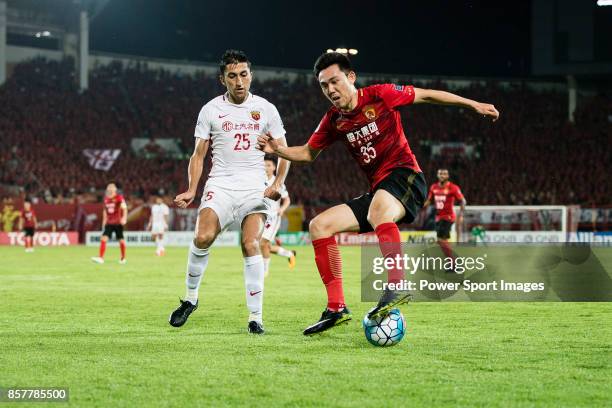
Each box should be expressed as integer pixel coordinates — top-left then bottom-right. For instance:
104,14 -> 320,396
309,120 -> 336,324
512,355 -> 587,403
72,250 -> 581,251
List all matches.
218,114 -> 230,118
249,291 -> 262,296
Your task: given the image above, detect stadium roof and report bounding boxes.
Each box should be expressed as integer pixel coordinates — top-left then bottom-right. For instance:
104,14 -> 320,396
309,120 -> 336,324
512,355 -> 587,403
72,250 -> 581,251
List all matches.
6,0 -> 110,32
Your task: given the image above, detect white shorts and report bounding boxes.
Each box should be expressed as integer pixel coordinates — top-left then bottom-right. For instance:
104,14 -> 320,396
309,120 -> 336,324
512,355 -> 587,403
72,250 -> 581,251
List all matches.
198,183 -> 272,231
151,223 -> 167,234
262,212 -> 281,242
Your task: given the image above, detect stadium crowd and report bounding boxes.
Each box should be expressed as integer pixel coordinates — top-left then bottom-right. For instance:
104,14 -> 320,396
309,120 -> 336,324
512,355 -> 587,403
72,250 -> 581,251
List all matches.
1,58 -> 610,208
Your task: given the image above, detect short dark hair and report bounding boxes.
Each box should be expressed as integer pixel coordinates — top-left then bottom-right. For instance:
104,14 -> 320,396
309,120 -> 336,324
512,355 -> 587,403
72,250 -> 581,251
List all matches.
313,52 -> 353,78
219,49 -> 251,75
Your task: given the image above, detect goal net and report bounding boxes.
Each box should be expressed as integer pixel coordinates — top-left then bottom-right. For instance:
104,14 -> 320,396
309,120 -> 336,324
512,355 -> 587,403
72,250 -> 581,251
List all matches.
454,205 -> 572,243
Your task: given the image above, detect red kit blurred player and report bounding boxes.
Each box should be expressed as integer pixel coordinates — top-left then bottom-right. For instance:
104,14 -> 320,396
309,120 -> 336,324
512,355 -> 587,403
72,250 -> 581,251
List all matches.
424,169 -> 466,270
19,200 -> 37,252
91,183 -> 128,264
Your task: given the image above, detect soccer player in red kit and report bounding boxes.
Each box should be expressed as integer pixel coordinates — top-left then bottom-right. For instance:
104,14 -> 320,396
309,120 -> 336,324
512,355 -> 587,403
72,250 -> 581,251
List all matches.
91,183 -> 128,264
257,52 -> 499,335
423,169 -> 466,270
19,200 -> 37,252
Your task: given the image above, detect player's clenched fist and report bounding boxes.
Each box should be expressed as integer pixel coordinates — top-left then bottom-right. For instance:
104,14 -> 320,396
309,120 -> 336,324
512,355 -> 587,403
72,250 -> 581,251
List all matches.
472,103 -> 500,122
174,191 -> 195,208
256,132 -> 278,153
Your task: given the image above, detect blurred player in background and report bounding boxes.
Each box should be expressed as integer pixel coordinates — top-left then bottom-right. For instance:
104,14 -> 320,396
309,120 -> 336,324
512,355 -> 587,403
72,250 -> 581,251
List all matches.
261,156 -> 296,277
423,169 -> 466,270
91,183 -> 128,264
19,200 -> 37,252
258,52 -> 498,335
148,196 -> 170,256
169,50 -> 289,335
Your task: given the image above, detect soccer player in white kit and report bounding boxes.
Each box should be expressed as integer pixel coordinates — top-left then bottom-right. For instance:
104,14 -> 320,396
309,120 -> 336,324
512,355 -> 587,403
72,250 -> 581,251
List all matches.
148,196 -> 170,256
169,50 -> 289,334
261,157 -> 296,277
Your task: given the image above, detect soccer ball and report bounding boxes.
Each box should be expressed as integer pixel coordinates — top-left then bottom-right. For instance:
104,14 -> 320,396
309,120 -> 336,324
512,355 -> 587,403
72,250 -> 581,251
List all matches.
362,308 -> 406,347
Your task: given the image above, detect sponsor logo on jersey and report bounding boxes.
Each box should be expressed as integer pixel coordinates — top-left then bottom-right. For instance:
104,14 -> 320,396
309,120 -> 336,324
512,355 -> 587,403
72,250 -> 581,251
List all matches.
362,105 -> 377,121
222,121 -> 233,132
345,121 -> 379,144
394,84 -> 404,92
250,111 -> 261,121
222,121 -> 260,132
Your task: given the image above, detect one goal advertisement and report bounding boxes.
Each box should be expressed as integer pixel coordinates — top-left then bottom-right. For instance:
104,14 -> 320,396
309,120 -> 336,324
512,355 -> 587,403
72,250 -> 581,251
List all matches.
85,231 -> 240,247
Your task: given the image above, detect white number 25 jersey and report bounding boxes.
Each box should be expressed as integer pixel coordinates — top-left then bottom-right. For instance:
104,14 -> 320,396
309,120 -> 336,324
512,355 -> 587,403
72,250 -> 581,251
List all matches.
194,92 -> 285,191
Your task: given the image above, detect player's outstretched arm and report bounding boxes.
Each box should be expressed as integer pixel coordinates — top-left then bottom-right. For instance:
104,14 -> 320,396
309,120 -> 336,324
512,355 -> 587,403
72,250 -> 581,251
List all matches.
264,136 -> 290,200
175,138 -> 209,209
413,88 -> 500,121
459,198 -> 467,215
274,136 -> 290,184
279,195 -> 291,216
257,132 -> 320,163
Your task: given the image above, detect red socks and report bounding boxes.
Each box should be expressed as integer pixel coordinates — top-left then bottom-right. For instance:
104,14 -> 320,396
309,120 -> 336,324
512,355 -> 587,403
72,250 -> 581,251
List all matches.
98,240 -> 126,260
438,239 -> 454,259
312,237 -> 345,311
375,222 -> 404,284
99,240 -> 107,258
313,224 -> 403,310
119,241 -> 126,260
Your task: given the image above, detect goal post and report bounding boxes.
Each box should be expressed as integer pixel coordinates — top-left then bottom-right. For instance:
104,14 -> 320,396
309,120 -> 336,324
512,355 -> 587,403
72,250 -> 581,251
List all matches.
454,205 -> 572,243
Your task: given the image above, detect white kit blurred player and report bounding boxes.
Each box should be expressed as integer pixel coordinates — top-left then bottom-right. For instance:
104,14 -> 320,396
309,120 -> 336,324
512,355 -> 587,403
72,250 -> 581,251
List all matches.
148,196 -> 170,256
261,156 -> 296,277
169,50 -> 289,335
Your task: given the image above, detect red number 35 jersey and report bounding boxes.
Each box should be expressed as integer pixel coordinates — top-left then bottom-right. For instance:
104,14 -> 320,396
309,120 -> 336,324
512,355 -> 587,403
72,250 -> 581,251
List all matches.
308,84 -> 422,189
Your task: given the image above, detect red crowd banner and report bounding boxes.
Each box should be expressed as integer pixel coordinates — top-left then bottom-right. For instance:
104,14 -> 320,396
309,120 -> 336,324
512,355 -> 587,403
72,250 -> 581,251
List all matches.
33,203 -> 77,231
0,231 -> 79,246
75,203 -> 104,230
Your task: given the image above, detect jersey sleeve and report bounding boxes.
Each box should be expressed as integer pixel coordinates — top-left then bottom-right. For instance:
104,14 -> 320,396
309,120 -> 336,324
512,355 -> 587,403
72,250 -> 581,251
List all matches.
307,112 -> 336,151
194,105 -> 212,140
454,185 -> 465,201
265,103 -> 286,139
163,205 -> 170,216
427,185 -> 434,201
376,84 -> 416,109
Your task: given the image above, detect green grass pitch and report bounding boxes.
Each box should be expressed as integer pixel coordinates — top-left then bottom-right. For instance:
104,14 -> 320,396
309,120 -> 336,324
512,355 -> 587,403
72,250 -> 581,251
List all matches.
1,245 -> 611,407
